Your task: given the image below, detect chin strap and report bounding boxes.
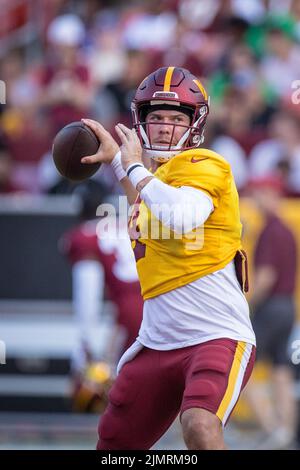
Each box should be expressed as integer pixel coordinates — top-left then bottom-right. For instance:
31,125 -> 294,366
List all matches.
142,148 -> 179,162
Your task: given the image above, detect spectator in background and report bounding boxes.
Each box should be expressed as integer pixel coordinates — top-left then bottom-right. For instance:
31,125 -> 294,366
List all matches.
210,132 -> 249,191
259,15 -> 300,101
249,110 -> 300,196
39,14 -> 92,136
204,122 -> 249,192
245,174 -> 297,449
92,48 -> 150,131
212,85 -> 267,156
88,9 -> 126,88
0,49 -> 52,192
121,0 -> 177,52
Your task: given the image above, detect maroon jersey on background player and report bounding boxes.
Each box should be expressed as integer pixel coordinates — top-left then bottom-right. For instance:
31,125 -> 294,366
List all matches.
62,219 -> 143,359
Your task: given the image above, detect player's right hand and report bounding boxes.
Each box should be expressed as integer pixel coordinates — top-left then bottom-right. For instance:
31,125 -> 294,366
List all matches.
81,119 -> 120,165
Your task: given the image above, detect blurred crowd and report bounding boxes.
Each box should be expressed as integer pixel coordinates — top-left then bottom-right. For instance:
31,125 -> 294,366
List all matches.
1,0 -> 300,196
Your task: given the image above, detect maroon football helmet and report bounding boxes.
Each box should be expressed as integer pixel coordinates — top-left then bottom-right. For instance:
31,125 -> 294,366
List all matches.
131,66 -> 209,162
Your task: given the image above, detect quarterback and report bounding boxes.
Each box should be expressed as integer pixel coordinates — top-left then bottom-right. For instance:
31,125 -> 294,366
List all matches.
82,66 -> 256,450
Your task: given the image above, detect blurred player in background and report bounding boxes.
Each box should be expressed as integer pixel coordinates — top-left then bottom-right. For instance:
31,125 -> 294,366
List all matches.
245,174 -> 297,449
60,179 -> 143,411
82,66 -> 256,450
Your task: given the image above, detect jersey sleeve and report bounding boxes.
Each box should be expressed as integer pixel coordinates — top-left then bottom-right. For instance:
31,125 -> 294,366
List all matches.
60,226 -> 99,265
165,153 -> 231,209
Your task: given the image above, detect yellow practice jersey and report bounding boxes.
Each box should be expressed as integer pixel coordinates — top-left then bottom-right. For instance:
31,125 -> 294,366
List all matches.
129,148 -> 243,300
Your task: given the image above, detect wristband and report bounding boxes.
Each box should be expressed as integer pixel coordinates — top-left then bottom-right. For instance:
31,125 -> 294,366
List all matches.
111,151 -> 126,181
126,163 -> 144,177
126,163 -> 153,189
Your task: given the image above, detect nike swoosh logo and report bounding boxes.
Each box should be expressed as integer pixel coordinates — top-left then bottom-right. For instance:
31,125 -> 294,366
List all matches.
191,157 -> 209,163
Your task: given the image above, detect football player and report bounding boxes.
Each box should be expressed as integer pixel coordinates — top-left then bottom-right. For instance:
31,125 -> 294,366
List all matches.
60,181 -> 143,411
81,67 -> 256,450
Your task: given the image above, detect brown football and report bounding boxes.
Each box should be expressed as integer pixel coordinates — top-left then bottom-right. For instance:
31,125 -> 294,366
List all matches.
52,121 -> 100,181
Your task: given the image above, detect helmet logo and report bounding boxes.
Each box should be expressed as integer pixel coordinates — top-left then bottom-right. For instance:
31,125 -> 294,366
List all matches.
152,91 -> 179,99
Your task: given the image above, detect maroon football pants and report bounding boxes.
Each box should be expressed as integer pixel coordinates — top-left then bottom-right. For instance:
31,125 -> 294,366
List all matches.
97,338 -> 255,450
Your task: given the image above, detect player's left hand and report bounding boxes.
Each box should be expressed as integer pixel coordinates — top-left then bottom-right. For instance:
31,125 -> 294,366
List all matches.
115,123 -> 143,171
